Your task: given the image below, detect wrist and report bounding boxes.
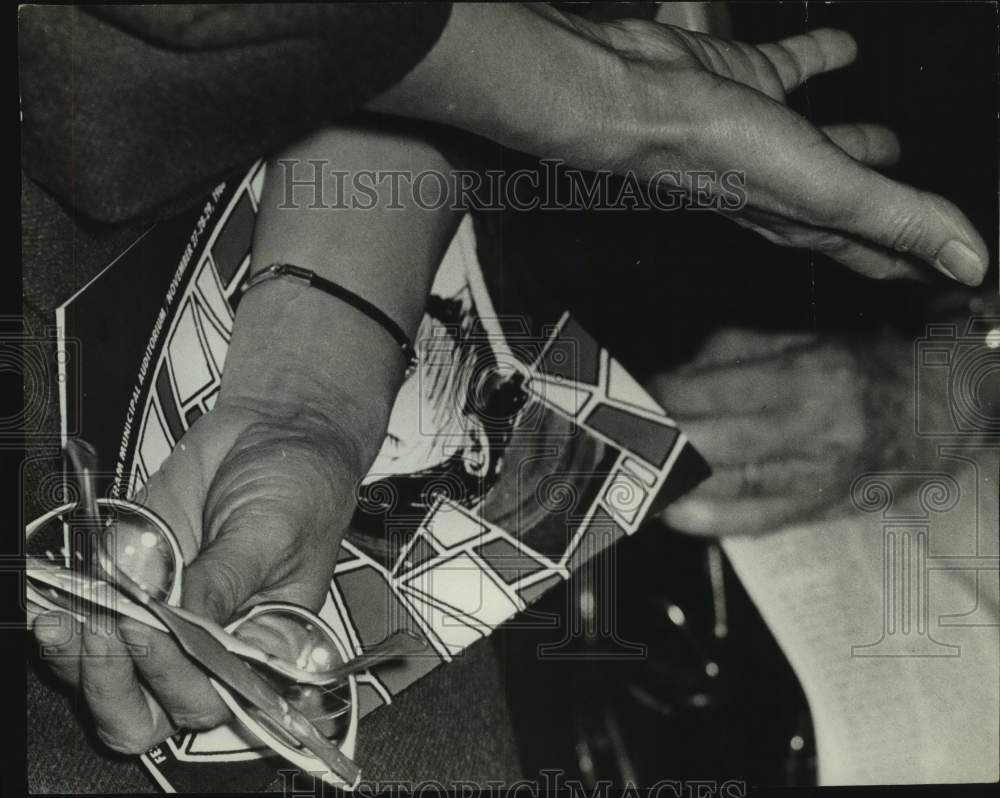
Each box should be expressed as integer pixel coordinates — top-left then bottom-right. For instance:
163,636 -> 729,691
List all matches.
367,3 -> 627,167
213,394 -> 385,489
217,280 -> 396,470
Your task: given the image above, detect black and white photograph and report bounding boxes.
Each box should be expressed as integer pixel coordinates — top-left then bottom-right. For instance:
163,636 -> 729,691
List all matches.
12,2 -> 1000,796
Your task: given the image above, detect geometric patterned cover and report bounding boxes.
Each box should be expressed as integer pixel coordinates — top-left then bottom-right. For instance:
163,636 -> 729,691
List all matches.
55,161 -> 708,792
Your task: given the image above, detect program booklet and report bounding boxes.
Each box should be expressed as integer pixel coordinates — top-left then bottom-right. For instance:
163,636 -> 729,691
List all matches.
55,162 -> 708,792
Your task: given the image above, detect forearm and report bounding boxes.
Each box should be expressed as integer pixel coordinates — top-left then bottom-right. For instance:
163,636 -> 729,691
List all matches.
367,3 -> 625,165
218,125 -> 462,468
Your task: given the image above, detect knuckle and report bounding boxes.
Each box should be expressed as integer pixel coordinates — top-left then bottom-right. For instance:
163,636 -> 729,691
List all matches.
129,648 -> 176,685
117,619 -> 153,653
779,43 -> 805,86
81,673 -> 121,705
888,210 -> 926,254
734,44 -> 757,75
205,558 -> 249,618
806,33 -> 828,71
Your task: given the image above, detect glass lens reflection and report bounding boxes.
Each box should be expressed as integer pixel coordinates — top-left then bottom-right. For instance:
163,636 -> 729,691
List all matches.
232,608 -> 352,748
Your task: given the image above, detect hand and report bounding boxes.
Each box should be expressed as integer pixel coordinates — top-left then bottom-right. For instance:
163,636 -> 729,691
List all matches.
557,13 -> 988,285
646,325 -> 931,537
30,123 -> 448,754
32,399 -> 371,753
373,5 -> 988,285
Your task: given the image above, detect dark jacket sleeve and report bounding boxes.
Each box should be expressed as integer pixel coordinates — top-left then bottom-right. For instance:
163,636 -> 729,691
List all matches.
19,3 -> 452,224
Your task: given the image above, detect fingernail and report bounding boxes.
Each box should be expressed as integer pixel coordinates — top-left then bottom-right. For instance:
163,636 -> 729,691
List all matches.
936,240 -> 985,286
34,612 -> 69,645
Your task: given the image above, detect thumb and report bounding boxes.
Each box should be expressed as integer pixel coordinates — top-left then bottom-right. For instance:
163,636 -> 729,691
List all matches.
180,521 -> 272,625
807,144 -> 988,285
181,443 -> 346,625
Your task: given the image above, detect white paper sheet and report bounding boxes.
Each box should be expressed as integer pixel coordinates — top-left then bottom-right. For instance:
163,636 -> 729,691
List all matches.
723,457 -> 999,784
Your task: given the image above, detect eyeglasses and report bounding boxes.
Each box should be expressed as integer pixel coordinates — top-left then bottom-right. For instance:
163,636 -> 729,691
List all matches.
26,441 -> 426,788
